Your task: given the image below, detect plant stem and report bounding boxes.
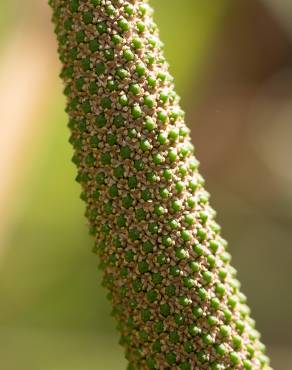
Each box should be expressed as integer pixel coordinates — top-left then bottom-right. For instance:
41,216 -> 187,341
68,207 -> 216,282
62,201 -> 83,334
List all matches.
49,1 -> 272,369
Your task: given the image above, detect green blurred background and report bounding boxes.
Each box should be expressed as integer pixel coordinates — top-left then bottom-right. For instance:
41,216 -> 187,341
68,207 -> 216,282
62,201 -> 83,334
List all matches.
0,0 -> 292,369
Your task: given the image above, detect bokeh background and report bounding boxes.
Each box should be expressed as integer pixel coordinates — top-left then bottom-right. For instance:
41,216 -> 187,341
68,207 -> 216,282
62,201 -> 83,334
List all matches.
0,0 -> 292,369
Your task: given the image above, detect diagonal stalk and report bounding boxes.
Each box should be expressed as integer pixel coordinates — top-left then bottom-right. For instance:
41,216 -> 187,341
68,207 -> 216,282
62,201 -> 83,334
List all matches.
49,1 -> 272,369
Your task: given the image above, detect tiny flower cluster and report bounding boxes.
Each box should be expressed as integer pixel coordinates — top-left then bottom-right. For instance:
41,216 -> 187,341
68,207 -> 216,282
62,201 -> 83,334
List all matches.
50,0 -> 272,369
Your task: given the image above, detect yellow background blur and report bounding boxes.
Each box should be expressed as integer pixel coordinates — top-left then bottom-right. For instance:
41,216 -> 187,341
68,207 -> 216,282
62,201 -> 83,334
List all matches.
0,1 -> 292,369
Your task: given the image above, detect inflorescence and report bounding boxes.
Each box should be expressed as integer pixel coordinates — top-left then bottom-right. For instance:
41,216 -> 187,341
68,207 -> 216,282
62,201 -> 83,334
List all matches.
49,1 -> 272,369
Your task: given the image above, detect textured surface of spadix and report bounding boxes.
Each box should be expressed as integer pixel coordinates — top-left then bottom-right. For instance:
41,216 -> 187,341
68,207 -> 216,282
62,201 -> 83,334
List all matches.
49,0 -> 272,369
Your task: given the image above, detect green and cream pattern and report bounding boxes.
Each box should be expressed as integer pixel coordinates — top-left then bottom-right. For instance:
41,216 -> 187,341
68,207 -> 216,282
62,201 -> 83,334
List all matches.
49,1 -> 272,369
